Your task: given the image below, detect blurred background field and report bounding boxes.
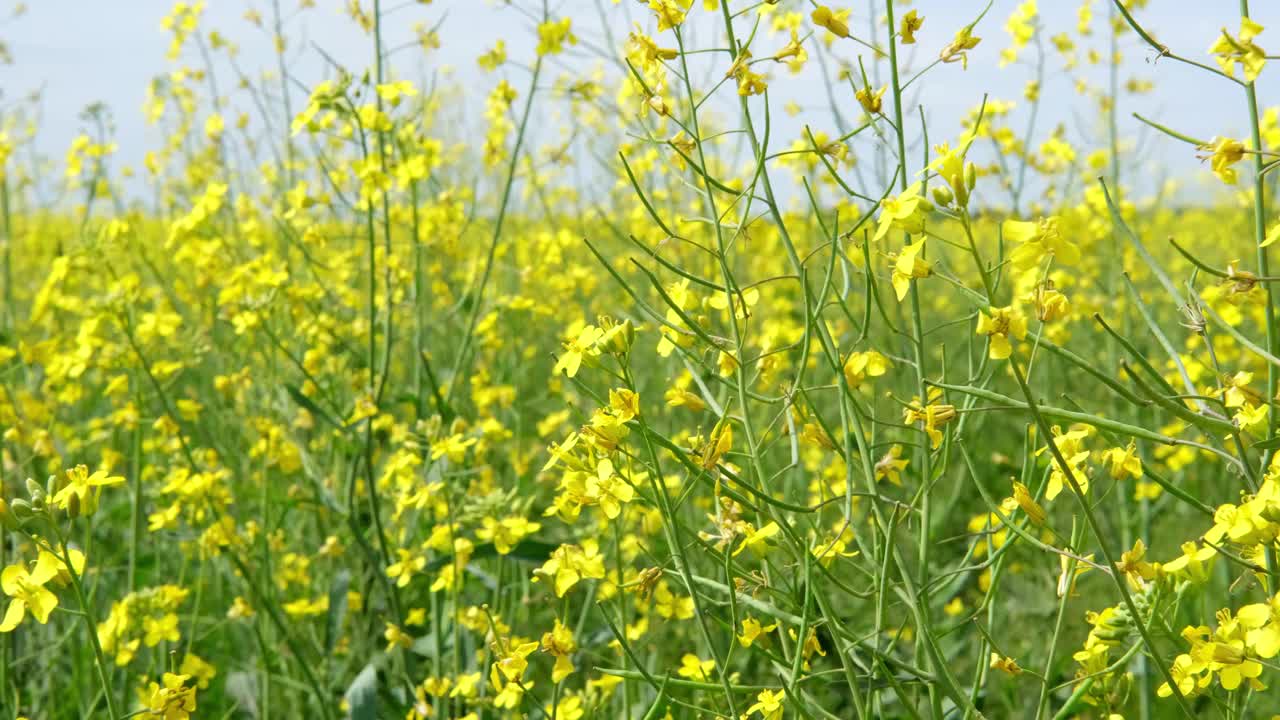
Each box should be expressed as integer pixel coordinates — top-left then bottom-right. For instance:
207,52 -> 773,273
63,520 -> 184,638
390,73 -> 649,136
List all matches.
1,1 -> 1280,719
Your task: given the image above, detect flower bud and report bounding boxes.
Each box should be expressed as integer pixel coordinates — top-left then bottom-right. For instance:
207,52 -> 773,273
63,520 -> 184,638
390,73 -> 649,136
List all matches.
599,316 -> 635,355
1012,481 -> 1046,526
931,185 -> 954,207
9,498 -> 33,522
964,161 -> 977,191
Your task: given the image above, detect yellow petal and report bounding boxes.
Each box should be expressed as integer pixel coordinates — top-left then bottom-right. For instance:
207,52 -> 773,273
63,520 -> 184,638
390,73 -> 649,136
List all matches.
892,271 -> 911,301
552,654 -> 575,683
0,565 -> 23,596
1262,224 -> 1280,248
31,552 -> 61,586
988,335 -> 1011,360
27,588 -> 57,624
1001,218 -> 1038,244
0,598 -> 24,632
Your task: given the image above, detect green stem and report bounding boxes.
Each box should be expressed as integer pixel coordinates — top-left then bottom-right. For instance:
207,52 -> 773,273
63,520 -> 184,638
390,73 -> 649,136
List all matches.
1241,0 -> 1279,471
54,530 -> 121,720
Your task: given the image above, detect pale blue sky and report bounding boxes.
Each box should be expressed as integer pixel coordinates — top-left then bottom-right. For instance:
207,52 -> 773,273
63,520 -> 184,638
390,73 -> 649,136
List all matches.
1,0 -> 1277,204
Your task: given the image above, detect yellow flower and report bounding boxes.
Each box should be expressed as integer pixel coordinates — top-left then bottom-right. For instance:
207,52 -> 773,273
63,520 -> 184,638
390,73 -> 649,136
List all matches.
584,458 -> 634,519
1011,481 -> 1045,526
429,433 -> 477,463
477,40 -> 507,71
654,581 -> 694,620
554,325 -> 605,378
1157,653 -> 1210,698
495,639 -> 539,683
746,688 -> 786,720
0,552 -> 61,631
990,653 -> 1023,675
1039,426 -> 1091,500
648,0 -> 686,31
1209,19 -> 1266,82
282,595 -> 328,616
855,85 -> 887,114
1003,215 -> 1079,269
143,613 -> 180,646
1162,541 -> 1216,584
51,464 -> 125,516
1100,442 -> 1143,480
940,25 -> 982,68
534,541 -> 606,597
891,238 -> 932,301
375,80 -> 417,106
385,622 -> 413,651
1116,539 -> 1156,587
698,420 -> 733,470
489,664 -> 530,709
386,549 -> 426,588
541,619 -> 577,682
476,516 -> 542,554
874,182 -> 932,242
1200,137 -> 1247,185
975,305 -> 1028,360
811,6 -> 850,39
725,49 -> 768,96
773,29 -> 807,71
874,445 -> 909,485
899,10 -> 923,44
738,616 -> 778,647
1239,596 -> 1280,658
179,653 -> 217,690
903,391 -> 957,449
536,17 -> 577,56
143,672 -> 197,719
1029,281 -> 1070,322
1236,401 -> 1270,435
843,350 -> 890,388
733,521 -> 780,557
677,653 -> 716,679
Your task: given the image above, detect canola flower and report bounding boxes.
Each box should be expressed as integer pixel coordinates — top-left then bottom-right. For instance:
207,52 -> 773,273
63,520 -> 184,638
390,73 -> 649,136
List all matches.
0,0 -> 1279,718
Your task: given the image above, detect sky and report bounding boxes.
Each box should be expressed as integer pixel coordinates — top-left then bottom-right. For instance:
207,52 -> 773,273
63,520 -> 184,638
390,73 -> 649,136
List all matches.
1,0 -> 1277,205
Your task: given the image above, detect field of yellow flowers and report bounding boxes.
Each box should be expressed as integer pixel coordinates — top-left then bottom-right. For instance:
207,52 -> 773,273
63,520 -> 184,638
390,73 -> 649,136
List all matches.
4,0 -> 1280,717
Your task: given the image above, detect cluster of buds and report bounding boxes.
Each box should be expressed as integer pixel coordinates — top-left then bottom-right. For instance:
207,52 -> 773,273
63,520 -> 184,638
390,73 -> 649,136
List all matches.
2,465 -> 124,529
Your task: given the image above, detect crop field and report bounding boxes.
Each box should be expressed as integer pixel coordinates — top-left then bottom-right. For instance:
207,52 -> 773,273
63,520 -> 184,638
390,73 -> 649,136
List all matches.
3,0 -> 1280,718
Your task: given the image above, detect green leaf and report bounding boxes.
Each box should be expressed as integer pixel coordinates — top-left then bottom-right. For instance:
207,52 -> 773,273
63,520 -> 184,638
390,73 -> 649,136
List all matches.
285,384 -> 345,431
345,663 -> 378,720
1251,436 -> 1280,451
325,570 -> 351,656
